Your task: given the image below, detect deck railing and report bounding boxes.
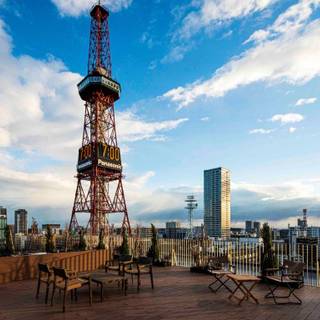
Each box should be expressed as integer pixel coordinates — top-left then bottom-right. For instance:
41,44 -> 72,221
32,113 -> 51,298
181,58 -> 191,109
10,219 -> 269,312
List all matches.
118,237 -> 319,287
2,235 -> 319,287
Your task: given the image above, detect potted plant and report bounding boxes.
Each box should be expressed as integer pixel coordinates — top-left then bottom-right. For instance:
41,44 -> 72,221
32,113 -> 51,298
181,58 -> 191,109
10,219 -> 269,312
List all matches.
97,228 -> 106,250
147,224 -> 166,266
119,230 -> 129,255
78,228 -> 87,251
3,225 -> 15,256
45,225 -> 56,253
261,222 -> 278,278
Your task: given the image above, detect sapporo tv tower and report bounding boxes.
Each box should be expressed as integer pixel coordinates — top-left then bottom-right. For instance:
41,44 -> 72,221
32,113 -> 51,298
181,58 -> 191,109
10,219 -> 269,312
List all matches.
69,3 -> 131,235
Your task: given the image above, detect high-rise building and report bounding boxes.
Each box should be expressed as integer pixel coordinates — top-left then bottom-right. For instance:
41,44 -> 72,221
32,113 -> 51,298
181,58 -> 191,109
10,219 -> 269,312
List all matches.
245,221 -> 253,233
253,221 -> 261,236
204,167 -> 231,238
14,209 -> 28,235
0,207 -> 7,241
166,221 -> 182,239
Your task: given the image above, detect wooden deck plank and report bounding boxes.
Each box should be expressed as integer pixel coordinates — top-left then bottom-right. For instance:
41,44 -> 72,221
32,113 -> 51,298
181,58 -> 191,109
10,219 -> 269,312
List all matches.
0,267 -> 319,320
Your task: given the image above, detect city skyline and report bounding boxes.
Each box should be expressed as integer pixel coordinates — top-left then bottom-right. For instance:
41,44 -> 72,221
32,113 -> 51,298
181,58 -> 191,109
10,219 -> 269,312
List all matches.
1,1 -> 320,228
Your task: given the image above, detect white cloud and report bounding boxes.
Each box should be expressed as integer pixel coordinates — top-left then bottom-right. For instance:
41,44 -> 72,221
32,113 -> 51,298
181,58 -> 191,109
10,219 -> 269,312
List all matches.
249,128 -> 274,134
289,127 -> 297,133
200,116 -> 210,122
177,0 -> 277,40
117,111 -> 188,142
164,1 -> 320,107
295,97 -> 317,106
245,0 -> 320,44
164,0 -> 276,63
233,179 -> 320,202
244,29 -> 270,44
0,127 -> 11,147
51,0 -> 132,16
271,113 -> 304,124
161,44 -> 193,64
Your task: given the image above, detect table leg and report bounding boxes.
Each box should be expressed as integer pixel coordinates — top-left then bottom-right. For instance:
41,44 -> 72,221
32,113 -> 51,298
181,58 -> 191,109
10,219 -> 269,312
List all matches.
228,280 -> 259,305
100,283 -> 103,302
228,280 -> 242,300
239,282 -> 259,305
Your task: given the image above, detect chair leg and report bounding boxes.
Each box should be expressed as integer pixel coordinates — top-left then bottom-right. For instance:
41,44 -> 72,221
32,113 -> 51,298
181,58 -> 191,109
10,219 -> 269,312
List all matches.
150,271 -> 154,289
63,288 -> 67,313
137,274 -> 141,292
36,278 -> 41,299
45,283 -> 50,304
89,281 -> 92,306
50,284 -> 56,306
74,289 -> 78,302
124,278 -> 128,296
100,284 -> 103,302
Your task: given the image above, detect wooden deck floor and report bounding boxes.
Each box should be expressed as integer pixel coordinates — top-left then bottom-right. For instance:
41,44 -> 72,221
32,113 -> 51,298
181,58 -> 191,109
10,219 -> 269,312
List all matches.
0,267 -> 320,320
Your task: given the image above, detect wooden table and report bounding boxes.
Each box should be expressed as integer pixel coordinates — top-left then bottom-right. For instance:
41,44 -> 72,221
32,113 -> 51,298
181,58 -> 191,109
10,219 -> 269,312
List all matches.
79,271 -> 128,302
227,274 -> 260,305
208,270 -> 234,293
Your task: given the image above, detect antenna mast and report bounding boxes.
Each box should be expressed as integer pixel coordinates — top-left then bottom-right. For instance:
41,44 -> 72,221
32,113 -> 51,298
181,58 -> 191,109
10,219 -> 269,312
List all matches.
185,195 -> 197,239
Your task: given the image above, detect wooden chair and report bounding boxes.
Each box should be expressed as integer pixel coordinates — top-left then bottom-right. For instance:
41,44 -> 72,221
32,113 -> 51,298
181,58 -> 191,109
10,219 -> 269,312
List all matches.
124,256 -> 154,291
36,263 -> 53,304
50,267 -> 92,312
264,260 -> 304,304
105,254 -> 133,275
207,255 -> 235,293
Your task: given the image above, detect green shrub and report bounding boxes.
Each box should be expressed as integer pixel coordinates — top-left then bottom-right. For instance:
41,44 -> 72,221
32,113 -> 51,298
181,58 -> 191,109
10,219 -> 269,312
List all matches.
261,223 -> 277,276
97,228 -> 105,250
45,225 -> 56,253
78,228 -> 87,251
119,231 -> 129,255
147,224 -> 159,263
4,225 -> 15,256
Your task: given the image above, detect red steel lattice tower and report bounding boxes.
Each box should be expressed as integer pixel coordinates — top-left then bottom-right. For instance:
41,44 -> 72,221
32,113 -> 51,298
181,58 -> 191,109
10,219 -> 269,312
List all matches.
69,3 -> 131,235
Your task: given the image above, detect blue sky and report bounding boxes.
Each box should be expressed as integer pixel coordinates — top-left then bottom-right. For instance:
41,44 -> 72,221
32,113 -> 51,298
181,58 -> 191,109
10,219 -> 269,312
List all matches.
1,0 -> 320,229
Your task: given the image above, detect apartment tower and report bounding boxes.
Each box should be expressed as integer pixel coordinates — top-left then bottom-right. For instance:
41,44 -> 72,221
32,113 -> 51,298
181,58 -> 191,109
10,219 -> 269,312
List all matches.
204,167 -> 231,238
14,209 -> 28,235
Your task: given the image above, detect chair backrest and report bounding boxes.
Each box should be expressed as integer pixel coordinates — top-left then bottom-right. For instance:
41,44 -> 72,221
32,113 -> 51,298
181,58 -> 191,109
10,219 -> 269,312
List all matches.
208,255 -> 229,270
38,263 -> 50,274
119,254 -> 133,263
137,256 -> 152,265
53,267 -> 68,280
283,260 -> 304,275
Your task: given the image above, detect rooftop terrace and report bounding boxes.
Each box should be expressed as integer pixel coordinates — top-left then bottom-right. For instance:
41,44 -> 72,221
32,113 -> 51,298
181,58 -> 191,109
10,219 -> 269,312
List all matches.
1,267 -> 320,320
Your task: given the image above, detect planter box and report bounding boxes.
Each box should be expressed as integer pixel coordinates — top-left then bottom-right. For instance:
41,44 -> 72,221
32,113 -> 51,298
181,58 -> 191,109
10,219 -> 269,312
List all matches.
0,249 -> 109,284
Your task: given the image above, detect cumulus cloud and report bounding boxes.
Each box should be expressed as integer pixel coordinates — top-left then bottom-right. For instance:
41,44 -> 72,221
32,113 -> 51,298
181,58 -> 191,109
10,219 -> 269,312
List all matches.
51,0 -> 132,16
289,127 -> 297,133
0,18 -> 189,224
164,1 -> 320,107
295,97 -> 317,106
249,128 -> 274,134
271,113 -> 304,124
